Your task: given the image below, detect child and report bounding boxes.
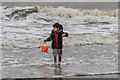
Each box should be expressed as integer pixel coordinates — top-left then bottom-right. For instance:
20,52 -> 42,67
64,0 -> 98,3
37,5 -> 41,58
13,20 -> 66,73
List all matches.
44,23 -> 68,66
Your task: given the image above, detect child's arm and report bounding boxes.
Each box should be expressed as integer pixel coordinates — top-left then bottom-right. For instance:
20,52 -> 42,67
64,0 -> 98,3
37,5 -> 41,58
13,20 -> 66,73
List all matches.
44,31 -> 54,42
62,32 -> 68,37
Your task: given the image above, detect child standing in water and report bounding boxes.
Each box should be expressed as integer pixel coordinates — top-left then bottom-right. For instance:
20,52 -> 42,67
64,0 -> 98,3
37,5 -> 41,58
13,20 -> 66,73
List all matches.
44,23 -> 68,66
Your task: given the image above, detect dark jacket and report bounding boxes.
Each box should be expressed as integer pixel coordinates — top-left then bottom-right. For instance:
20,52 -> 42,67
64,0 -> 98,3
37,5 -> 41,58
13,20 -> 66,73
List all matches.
47,29 -> 68,49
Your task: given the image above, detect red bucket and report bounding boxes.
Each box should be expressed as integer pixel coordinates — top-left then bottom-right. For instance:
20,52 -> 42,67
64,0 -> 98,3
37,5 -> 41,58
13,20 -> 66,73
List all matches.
41,46 -> 49,53
41,42 -> 48,53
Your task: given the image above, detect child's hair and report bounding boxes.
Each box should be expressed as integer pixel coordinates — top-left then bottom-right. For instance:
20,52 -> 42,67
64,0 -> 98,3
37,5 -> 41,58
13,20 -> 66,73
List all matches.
53,23 -> 60,28
60,24 -> 63,30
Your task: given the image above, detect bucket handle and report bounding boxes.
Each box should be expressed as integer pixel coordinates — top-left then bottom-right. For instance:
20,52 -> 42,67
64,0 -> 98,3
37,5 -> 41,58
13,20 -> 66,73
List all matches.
43,42 -> 47,46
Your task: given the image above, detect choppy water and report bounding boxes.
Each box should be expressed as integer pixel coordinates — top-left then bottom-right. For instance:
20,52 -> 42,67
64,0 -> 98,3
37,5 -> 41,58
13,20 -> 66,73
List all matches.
2,44 -> 119,78
1,5 -> 118,49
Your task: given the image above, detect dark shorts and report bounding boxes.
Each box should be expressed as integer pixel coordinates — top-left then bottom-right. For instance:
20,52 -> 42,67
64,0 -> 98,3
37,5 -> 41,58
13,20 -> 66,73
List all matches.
53,49 -> 62,57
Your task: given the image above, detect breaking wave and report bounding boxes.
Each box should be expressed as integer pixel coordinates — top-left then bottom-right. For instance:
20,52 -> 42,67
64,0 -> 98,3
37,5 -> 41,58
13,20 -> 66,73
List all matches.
1,5 -> 119,49
1,34 -> 118,49
2,6 -> 118,24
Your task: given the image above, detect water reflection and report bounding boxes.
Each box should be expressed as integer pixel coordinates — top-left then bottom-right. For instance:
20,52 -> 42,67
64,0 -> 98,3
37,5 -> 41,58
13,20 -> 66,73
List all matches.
54,65 -> 63,75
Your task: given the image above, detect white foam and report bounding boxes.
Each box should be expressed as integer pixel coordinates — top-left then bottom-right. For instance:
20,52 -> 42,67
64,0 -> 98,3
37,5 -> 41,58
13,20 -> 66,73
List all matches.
1,6 -> 118,49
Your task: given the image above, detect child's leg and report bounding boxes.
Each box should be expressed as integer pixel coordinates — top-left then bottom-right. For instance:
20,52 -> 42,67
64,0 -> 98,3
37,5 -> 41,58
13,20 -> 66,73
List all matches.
59,56 -> 61,63
58,49 -> 62,64
53,49 -> 57,64
54,57 -> 57,64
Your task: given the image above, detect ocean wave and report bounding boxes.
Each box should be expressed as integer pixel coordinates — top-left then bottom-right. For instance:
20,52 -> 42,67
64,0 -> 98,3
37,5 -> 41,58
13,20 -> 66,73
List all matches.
2,6 -> 118,24
1,34 -> 118,49
63,34 -> 118,47
1,6 -> 118,49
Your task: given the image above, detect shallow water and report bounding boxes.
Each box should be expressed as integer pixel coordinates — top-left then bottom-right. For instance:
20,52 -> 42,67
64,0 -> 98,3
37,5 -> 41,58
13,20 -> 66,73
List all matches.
2,44 -> 119,78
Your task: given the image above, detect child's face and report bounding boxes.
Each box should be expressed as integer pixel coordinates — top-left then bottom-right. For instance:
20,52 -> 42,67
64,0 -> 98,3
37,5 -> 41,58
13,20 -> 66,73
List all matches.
53,27 -> 59,32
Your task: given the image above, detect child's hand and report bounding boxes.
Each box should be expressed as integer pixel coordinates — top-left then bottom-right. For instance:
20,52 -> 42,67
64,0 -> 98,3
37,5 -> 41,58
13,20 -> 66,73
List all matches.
62,33 -> 66,37
44,40 -> 47,42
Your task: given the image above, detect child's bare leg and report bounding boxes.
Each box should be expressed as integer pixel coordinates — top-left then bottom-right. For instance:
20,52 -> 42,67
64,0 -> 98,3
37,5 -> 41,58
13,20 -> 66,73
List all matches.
54,57 -> 57,67
53,49 -> 57,66
58,49 -> 62,65
59,56 -> 61,63
54,57 -> 57,64
58,56 -> 61,65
